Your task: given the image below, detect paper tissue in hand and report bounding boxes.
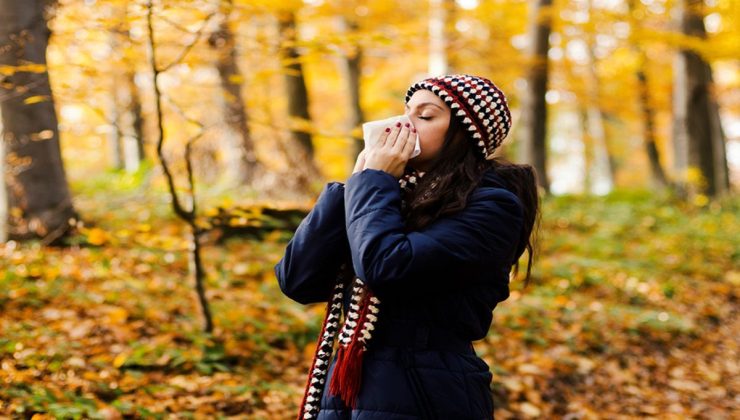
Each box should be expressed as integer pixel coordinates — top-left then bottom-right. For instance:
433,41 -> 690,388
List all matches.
362,114 -> 421,158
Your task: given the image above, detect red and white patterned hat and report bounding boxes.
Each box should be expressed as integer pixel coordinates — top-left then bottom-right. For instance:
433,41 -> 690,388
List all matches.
405,74 -> 512,160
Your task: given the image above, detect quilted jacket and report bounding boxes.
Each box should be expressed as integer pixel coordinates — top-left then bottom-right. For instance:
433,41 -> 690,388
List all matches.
275,167 -> 525,419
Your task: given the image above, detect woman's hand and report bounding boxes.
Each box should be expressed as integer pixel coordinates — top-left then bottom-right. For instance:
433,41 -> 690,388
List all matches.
352,148 -> 367,175
363,121 -> 417,179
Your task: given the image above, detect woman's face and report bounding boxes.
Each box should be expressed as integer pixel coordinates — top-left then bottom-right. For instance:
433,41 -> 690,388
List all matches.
404,89 -> 451,172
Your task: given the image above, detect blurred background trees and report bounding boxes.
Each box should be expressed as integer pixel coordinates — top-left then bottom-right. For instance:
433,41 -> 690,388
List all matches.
3,0 -> 736,243
2,0 -> 736,243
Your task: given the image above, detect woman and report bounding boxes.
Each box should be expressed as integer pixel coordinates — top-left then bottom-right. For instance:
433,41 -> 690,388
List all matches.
275,74 -> 540,419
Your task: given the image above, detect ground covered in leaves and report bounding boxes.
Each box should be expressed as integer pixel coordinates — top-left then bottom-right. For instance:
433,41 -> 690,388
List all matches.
1,171 -> 738,419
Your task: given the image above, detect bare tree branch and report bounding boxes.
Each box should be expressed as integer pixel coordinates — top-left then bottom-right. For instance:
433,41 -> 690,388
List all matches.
146,0 -> 213,333
159,10 -> 217,72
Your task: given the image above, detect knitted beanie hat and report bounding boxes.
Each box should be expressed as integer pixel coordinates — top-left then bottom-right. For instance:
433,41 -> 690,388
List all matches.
404,74 -> 512,159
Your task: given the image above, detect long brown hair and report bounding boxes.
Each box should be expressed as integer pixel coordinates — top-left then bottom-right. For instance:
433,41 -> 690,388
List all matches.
401,113 -> 541,287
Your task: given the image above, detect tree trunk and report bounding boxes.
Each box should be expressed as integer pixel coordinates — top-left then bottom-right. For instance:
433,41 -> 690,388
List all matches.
108,2 -> 146,172
122,2 -> 146,169
208,0 -> 263,184
276,10 -> 321,189
518,0 -> 552,193
337,16 -> 366,164
444,0 -> 458,74
108,28 -> 125,170
578,108 -> 594,194
708,86 -> 730,195
0,0 -> 77,243
107,83 -> 125,170
582,0 -> 614,194
125,67 -> 147,168
428,0 -> 448,76
277,11 -> 314,158
0,114 -> 6,243
636,64 -> 669,189
672,0 -> 728,197
627,0 -> 669,190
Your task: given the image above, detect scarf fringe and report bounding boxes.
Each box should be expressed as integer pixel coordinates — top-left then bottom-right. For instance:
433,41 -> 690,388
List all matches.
332,337 -> 366,407
328,344 -> 346,395
328,286 -> 372,408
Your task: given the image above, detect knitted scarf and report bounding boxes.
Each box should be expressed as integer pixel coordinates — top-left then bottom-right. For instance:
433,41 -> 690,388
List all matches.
297,166 -> 429,419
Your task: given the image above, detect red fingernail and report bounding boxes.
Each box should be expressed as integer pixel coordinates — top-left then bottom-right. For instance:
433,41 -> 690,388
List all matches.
396,122 -> 401,127
405,123 -> 410,127
412,128 -> 416,133
385,127 -> 391,132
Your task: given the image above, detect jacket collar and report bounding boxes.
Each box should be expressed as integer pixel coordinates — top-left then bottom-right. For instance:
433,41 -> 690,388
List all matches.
479,167 -> 510,190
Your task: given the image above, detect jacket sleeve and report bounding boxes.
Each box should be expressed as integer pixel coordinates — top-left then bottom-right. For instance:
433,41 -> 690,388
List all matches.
274,181 -> 351,304
344,168 -> 524,297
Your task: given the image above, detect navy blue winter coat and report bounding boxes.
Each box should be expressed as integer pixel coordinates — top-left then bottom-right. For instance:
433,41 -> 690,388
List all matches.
275,167 -> 525,419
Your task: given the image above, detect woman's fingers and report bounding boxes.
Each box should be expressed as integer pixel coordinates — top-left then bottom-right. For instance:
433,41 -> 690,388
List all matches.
388,122 -> 408,150
392,123 -> 412,153
352,148 -> 367,174
400,127 -> 416,158
379,121 -> 402,149
395,123 -> 411,149
376,125 -> 391,149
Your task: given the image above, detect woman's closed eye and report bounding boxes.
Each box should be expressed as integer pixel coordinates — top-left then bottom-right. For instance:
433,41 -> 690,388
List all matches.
418,116 -> 432,120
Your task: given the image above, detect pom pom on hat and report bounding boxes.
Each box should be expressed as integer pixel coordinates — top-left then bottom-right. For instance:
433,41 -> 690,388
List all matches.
405,74 -> 512,160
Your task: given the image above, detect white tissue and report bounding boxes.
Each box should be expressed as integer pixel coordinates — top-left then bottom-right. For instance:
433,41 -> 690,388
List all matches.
362,114 -> 421,158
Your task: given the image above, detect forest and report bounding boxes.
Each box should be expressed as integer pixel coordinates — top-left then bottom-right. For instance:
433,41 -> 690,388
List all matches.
0,0 -> 737,418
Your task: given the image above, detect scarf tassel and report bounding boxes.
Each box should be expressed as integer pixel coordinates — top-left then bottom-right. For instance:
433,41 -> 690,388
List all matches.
328,289 -> 372,408
331,339 -> 366,408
